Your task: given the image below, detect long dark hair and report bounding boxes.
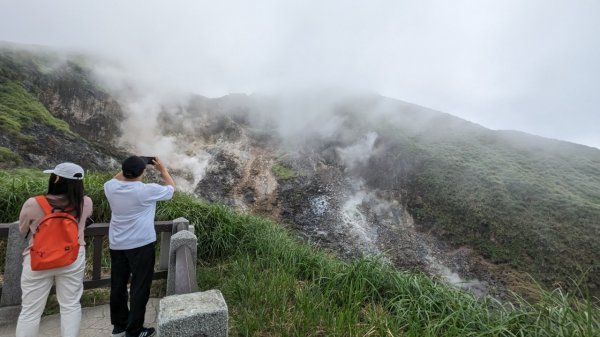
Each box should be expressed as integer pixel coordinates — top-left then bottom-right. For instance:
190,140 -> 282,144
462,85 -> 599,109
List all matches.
47,173 -> 84,220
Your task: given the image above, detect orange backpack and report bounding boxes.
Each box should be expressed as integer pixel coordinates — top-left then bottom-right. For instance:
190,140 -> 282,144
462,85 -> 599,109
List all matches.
30,195 -> 80,271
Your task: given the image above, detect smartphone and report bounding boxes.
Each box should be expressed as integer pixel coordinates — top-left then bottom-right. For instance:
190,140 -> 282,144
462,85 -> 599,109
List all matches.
140,156 -> 156,165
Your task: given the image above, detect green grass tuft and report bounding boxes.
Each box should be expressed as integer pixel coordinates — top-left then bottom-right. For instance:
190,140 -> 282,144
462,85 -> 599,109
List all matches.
0,81 -> 72,138
272,162 -> 298,180
0,146 -> 20,166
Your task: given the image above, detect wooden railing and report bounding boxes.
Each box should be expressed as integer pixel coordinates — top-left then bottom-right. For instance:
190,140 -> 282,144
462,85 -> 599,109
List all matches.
82,221 -> 175,289
0,218 -> 196,304
1,220 -> 227,336
0,223 -> 8,236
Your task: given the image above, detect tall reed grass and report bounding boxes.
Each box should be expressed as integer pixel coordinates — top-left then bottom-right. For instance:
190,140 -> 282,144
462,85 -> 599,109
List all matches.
1,169 -> 599,336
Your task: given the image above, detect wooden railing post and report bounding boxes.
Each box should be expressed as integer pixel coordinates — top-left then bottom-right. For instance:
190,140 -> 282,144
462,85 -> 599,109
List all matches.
158,231 -> 172,271
92,235 -> 103,281
83,223 -> 114,290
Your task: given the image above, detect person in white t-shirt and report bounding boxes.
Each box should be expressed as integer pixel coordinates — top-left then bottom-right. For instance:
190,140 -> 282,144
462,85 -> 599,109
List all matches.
104,156 -> 175,337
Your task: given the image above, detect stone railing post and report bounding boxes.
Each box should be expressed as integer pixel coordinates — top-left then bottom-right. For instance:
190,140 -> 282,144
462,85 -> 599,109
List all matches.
166,229 -> 197,296
159,219 -> 229,336
173,217 -> 191,233
0,222 -> 27,325
160,218 -> 191,270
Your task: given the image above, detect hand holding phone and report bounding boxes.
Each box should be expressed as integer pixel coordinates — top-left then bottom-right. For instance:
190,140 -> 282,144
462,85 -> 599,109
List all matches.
140,156 -> 156,165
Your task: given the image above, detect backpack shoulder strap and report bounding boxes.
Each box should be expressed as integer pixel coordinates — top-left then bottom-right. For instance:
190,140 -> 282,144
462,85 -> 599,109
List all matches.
34,195 -> 53,215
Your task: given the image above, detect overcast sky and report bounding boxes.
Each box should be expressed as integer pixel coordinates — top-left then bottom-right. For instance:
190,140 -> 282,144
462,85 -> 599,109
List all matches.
1,0 -> 599,148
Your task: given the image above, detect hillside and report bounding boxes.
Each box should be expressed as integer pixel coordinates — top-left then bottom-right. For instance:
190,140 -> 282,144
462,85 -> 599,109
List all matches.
155,94 -> 600,298
1,169 -> 599,336
356,102 -> 600,295
0,43 -> 125,169
1,44 -> 599,300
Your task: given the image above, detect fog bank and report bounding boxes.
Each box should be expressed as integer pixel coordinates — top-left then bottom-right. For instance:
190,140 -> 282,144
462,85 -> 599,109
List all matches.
1,0 -> 599,147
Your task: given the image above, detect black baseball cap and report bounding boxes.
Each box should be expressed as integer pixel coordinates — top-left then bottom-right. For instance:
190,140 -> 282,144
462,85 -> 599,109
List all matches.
122,156 -> 147,178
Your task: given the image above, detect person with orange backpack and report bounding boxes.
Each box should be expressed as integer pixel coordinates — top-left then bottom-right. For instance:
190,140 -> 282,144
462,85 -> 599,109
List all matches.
16,162 -> 93,337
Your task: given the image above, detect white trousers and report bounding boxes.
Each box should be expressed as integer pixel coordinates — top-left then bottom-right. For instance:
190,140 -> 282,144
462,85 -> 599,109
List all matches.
16,246 -> 85,337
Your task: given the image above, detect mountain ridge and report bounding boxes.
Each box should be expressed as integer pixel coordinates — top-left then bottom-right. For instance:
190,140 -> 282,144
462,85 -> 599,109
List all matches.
1,44 -> 598,299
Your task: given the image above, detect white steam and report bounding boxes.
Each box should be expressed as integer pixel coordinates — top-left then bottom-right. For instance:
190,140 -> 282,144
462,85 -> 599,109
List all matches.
120,98 -> 211,192
426,255 -> 488,297
338,132 -> 378,169
91,64 -> 211,192
341,188 -> 378,250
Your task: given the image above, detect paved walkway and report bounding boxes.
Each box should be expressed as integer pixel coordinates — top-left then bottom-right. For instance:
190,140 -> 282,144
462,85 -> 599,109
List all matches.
0,298 -> 159,337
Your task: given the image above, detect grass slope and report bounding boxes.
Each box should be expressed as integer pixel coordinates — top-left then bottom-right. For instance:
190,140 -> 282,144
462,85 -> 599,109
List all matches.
0,146 -> 20,167
406,129 -> 600,293
1,170 -> 599,336
342,102 -> 600,297
0,80 -> 72,140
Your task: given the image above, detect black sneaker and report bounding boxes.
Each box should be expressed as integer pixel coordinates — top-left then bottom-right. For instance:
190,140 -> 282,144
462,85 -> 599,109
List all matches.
126,327 -> 156,337
111,326 -> 126,337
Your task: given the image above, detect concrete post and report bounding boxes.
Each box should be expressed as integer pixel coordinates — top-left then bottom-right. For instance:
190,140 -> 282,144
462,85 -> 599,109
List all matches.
173,217 -> 190,233
166,230 -> 198,296
0,222 -> 27,325
158,290 -> 228,337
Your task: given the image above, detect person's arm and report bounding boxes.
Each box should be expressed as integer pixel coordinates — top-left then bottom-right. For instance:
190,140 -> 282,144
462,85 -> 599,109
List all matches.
83,196 -> 93,218
152,157 -> 175,189
18,198 -> 35,234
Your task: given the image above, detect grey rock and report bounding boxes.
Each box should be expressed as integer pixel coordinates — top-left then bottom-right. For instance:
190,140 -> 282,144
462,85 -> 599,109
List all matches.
158,290 -> 228,337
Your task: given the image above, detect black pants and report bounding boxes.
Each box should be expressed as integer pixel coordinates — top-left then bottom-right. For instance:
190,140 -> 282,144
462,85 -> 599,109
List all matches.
110,241 -> 156,335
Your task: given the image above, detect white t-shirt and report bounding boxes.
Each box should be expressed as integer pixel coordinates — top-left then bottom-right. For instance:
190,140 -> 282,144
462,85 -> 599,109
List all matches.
104,179 -> 174,250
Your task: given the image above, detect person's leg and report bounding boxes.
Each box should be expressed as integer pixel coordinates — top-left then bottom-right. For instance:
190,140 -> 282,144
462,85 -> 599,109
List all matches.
16,254 -> 54,337
110,248 -> 131,330
125,242 -> 155,335
54,247 -> 85,337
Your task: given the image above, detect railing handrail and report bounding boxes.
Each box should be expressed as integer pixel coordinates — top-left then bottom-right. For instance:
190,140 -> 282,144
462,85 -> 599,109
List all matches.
0,220 -> 177,238
0,219 -> 189,302
0,223 -> 11,237
80,221 -> 175,289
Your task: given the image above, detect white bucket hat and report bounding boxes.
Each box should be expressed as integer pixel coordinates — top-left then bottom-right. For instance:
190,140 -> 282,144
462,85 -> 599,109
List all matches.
43,162 -> 85,180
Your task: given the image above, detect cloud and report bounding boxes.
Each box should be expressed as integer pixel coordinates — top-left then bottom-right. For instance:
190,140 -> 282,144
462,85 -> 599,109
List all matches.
1,0 -> 599,147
